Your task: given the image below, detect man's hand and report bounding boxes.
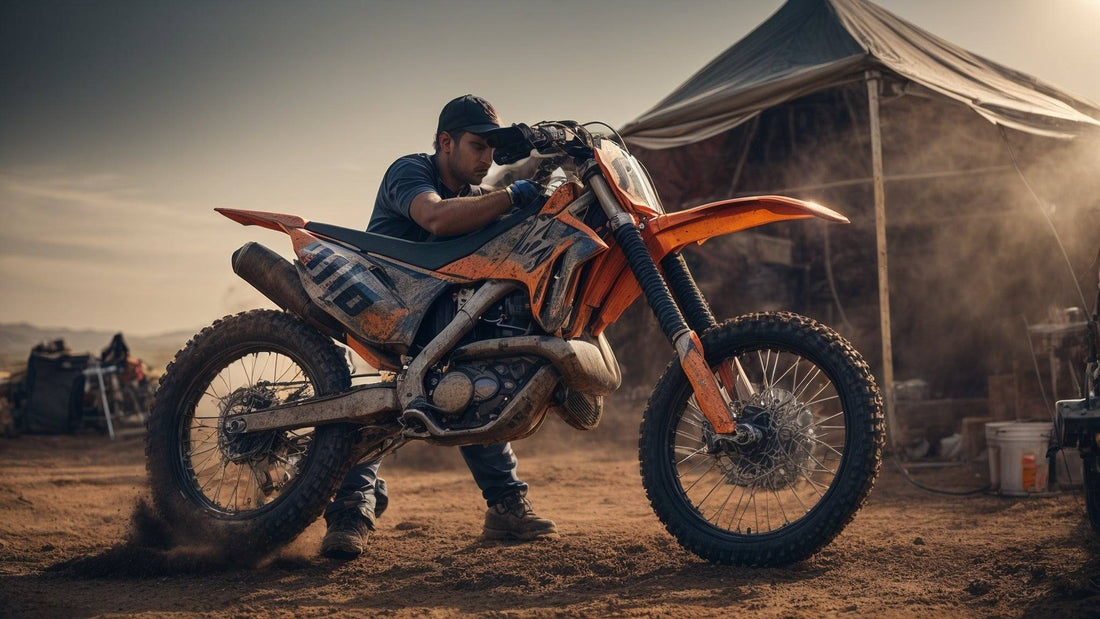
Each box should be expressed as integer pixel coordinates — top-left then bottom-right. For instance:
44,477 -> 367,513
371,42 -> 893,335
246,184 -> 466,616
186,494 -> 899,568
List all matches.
506,180 -> 542,207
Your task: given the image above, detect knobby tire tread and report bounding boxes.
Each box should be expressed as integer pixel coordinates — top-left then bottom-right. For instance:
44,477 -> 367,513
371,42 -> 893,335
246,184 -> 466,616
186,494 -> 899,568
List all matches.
638,312 -> 885,566
145,310 -> 357,559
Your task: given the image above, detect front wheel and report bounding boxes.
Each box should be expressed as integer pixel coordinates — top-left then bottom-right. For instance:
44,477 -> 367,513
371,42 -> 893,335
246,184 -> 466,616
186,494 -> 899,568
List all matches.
145,310 -> 359,558
639,312 -> 885,566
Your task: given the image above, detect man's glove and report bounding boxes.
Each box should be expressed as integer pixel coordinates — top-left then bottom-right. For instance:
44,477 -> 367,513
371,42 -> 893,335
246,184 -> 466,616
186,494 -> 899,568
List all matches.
506,180 -> 541,207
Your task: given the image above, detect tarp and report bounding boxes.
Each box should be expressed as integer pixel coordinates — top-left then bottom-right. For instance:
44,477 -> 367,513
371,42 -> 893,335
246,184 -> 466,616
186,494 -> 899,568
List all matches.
620,0 -> 1100,149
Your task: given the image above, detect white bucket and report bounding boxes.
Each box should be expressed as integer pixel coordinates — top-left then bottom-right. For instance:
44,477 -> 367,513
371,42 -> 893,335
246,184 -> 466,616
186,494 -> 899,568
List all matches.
985,421 -> 1052,496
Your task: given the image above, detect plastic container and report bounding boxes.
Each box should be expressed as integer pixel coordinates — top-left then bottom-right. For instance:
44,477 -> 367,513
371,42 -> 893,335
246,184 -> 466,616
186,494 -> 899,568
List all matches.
985,421 -> 1052,496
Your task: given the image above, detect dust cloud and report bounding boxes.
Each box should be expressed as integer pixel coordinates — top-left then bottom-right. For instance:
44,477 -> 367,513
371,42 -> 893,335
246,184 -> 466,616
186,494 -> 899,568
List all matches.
48,498 -> 276,578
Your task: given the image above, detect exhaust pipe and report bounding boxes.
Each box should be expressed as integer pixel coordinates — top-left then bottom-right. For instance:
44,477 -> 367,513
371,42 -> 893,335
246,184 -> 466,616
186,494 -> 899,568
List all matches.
231,242 -> 346,340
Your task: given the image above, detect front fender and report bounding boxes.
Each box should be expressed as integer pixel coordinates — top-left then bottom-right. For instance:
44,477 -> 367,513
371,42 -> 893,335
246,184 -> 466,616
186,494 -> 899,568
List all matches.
644,196 -> 848,257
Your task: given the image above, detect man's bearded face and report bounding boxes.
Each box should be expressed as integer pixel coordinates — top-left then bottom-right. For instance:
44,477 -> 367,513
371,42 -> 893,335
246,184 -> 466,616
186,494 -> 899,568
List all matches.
446,132 -> 494,186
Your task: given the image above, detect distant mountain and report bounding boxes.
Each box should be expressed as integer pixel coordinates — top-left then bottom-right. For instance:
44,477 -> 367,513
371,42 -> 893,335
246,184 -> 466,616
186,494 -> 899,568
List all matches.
0,323 -> 194,372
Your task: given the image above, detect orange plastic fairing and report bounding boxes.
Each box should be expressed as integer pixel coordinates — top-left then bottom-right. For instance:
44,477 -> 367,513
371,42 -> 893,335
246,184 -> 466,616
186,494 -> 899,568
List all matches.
645,196 -> 848,256
593,140 -> 658,218
215,208 -> 308,234
346,335 -> 400,372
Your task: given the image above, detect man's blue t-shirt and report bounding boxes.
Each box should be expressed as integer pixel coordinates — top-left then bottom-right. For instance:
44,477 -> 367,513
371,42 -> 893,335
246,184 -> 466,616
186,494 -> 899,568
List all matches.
367,153 -> 483,242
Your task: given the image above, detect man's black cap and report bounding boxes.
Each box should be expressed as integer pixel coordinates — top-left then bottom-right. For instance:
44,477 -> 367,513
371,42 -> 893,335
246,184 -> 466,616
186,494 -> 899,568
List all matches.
437,94 -> 501,136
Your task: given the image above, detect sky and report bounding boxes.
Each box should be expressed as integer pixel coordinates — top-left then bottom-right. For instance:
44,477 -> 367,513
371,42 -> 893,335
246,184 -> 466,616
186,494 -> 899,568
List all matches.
2,0 -> 1099,335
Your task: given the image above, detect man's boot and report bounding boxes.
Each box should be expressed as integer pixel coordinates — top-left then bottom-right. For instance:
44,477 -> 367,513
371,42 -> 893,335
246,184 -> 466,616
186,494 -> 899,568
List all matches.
482,492 -> 557,541
321,511 -> 374,559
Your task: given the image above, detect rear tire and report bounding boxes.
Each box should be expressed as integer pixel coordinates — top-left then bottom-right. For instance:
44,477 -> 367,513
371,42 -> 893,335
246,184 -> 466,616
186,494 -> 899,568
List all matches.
639,312 -> 884,566
145,310 -> 358,558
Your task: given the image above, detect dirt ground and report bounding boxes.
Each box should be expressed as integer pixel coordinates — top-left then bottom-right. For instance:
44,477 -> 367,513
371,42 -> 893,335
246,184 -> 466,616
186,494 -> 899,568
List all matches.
1,422 -> 1098,618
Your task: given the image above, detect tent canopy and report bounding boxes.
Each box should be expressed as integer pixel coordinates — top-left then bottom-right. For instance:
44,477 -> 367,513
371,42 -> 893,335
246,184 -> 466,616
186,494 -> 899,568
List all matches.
620,0 -> 1100,148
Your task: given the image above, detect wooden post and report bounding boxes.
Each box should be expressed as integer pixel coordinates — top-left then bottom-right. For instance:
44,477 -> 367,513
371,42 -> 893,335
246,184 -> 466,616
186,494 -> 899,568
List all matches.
866,70 -> 900,450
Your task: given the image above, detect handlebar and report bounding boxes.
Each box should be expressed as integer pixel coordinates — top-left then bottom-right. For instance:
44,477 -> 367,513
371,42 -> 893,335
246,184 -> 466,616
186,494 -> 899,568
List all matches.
486,121 -> 594,165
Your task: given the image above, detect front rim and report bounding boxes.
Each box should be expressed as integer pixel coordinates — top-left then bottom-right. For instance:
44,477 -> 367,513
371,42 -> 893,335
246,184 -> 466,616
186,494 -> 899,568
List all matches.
176,345 -> 319,519
670,346 -> 848,536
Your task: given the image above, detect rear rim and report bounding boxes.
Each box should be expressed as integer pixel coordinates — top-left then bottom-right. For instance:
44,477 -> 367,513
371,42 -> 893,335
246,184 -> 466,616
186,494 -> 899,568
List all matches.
176,345 -> 320,519
670,346 -> 847,536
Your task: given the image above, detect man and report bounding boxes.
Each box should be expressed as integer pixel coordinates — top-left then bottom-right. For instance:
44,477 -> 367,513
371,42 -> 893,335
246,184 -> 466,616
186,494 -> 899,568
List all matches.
321,95 -> 555,559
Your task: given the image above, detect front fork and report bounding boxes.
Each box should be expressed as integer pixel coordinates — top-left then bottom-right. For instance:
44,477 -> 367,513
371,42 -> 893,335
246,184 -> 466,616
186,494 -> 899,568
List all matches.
588,172 -> 741,435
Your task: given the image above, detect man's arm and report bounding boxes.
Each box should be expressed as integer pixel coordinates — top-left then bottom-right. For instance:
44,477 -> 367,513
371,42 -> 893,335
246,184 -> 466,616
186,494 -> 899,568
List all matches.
409,189 -> 513,238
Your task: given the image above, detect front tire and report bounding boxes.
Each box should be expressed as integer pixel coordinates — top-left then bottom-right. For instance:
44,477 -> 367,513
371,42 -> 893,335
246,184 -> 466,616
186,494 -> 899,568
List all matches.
145,310 -> 358,558
639,312 -> 884,566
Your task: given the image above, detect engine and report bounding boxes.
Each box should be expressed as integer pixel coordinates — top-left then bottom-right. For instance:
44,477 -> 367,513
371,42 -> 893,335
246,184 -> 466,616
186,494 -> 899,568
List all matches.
410,286 -> 545,431
424,356 -> 544,430
413,287 -> 535,350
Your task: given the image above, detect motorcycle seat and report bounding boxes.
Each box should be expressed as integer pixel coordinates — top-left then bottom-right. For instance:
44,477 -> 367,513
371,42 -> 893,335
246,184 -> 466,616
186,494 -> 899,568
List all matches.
303,201 -> 542,271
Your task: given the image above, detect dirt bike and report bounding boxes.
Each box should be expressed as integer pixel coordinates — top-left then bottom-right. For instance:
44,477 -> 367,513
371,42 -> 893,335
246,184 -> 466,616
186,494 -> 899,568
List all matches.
146,121 -> 885,566
1056,261 -> 1100,534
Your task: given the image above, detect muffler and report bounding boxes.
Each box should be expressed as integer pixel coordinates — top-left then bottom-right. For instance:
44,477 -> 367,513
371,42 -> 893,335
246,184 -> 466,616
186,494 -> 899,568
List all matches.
231,242 -> 346,339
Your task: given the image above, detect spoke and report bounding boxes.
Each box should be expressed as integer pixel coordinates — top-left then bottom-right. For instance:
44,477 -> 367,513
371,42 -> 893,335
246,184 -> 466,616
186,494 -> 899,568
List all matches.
807,435 -> 845,458
791,367 -> 822,403
209,460 -> 229,503
733,481 -> 759,532
682,408 -> 708,430
256,352 -> 273,386
798,468 -> 829,495
805,451 -> 839,477
709,483 -> 740,525
229,462 -> 245,511
188,443 -> 219,459
682,461 -> 718,494
239,357 -> 252,393
273,356 -> 298,387
809,410 -> 845,429
726,481 -> 750,530
804,394 -> 840,408
770,357 -> 799,393
675,429 -> 705,445
676,445 -> 708,466
675,451 -> 716,481
243,462 -> 259,509
679,415 -> 706,431
695,472 -> 727,510
756,350 -> 769,386
770,486 -> 791,525
790,357 -> 800,396
217,372 -> 233,402
769,351 -> 780,390
800,381 -> 832,410
191,441 -> 223,474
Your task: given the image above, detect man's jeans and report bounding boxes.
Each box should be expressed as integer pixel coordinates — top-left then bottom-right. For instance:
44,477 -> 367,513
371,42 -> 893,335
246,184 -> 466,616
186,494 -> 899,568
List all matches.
323,442 -> 528,525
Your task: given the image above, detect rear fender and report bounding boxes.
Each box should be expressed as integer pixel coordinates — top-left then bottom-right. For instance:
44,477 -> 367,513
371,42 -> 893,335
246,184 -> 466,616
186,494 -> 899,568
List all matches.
215,208 -> 307,234
645,196 -> 848,256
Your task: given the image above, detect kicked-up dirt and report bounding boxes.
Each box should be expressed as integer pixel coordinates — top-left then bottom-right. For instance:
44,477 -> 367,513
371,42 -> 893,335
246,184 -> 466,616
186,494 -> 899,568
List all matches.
0,422 -> 1098,618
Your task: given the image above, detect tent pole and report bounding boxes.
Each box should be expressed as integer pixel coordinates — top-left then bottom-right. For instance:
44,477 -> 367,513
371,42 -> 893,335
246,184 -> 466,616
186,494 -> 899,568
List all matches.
866,70 -> 900,451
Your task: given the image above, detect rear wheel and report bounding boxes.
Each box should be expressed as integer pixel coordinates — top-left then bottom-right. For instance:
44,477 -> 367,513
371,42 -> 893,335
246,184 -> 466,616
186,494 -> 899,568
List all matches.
146,310 -> 358,558
639,312 -> 884,566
